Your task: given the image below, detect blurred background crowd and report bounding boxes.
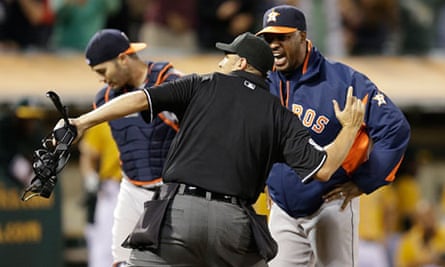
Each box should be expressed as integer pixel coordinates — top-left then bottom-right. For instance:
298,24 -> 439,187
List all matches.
1,0 -> 445,57
1,0 -> 445,267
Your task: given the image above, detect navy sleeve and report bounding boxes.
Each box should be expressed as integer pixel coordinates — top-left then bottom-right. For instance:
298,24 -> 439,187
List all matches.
350,73 -> 411,194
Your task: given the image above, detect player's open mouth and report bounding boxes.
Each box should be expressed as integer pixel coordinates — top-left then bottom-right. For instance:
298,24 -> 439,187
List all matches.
273,54 -> 286,67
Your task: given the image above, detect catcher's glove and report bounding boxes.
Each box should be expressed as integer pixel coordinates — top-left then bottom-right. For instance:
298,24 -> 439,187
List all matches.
21,91 -> 77,201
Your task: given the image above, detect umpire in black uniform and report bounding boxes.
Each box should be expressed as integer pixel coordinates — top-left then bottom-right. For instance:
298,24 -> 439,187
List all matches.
58,32 -> 364,266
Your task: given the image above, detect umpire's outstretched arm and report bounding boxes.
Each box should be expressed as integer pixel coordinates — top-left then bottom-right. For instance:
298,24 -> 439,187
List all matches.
56,90 -> 148,143
56,86 -> 364,183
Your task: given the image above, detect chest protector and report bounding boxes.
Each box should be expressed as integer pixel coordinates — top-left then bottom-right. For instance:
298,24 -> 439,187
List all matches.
95,62 -> 178,184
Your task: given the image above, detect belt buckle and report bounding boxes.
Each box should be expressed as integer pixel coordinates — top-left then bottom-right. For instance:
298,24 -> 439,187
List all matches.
226,195 -> 238,205
179,184 -> 238,205
216,193 -> 238,205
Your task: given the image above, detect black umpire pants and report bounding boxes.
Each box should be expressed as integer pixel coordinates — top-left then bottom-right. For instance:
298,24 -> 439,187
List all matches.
127,192 -> 267,267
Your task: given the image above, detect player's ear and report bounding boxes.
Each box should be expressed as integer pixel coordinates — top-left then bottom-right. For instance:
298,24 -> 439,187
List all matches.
117,53 -> 129,64
238,57 -> 248,70
299,31 -> 307,41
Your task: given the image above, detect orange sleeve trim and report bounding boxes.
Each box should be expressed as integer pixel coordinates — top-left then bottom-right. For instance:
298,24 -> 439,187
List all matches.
385,157 -> 404,182
128,177 -> 163,186
158,112 -> 179,132
342,125 -> 370,175
362,93 -> 369,105
341,93 -> 371,174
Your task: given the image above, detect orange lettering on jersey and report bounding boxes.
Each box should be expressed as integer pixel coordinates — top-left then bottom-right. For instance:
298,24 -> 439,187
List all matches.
291,104 -> 303,119
312,115 -> 329,134
292,105 -> 330,134
302,109 -> 316,128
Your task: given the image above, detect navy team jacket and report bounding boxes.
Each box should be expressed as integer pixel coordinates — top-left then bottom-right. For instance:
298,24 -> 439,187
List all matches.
266,42 -> 411,218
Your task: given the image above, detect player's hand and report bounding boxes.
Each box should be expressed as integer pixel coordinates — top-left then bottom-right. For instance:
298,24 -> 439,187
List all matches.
54,118 -> 84,144
322,181 -> 363,210
333,86 -> 365,130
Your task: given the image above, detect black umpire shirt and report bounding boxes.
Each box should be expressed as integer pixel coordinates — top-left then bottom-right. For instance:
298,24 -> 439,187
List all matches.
144,70 -> 326,204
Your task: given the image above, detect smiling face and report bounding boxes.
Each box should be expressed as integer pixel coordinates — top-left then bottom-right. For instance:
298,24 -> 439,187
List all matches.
262,31 -> 307,74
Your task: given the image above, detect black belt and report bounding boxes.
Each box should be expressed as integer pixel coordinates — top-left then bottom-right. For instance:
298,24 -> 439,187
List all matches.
177,184 -> 239,205
143,186 -> 161,192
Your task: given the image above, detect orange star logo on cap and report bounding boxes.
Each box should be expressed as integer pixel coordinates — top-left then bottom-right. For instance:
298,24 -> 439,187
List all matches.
267,10 -> 280,23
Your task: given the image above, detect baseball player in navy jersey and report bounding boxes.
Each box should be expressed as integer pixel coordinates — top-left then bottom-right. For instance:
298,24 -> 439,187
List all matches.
256,5 -> 411,267
84,29 -> 182,267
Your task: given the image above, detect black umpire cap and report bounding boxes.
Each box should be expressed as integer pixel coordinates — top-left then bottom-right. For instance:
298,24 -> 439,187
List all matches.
215,32 -> 274,76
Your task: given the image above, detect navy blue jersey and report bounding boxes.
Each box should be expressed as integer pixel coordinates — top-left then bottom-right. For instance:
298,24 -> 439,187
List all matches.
267,42 -> 411,217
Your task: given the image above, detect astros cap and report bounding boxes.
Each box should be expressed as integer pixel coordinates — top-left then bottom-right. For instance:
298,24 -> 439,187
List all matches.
215,32 -> 274,76
256,5 -> 307,36
85,29 -> 147,67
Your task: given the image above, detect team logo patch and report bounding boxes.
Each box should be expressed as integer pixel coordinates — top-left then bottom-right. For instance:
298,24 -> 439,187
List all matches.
267,10 -> 280,23
372,92 -> 387,106
244,80 -> 256,90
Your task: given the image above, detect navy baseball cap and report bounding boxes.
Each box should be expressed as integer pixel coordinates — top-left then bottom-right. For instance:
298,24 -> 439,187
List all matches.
256,5 -> 307,36
215,32 -> 274,76
85,29 -> 147,67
